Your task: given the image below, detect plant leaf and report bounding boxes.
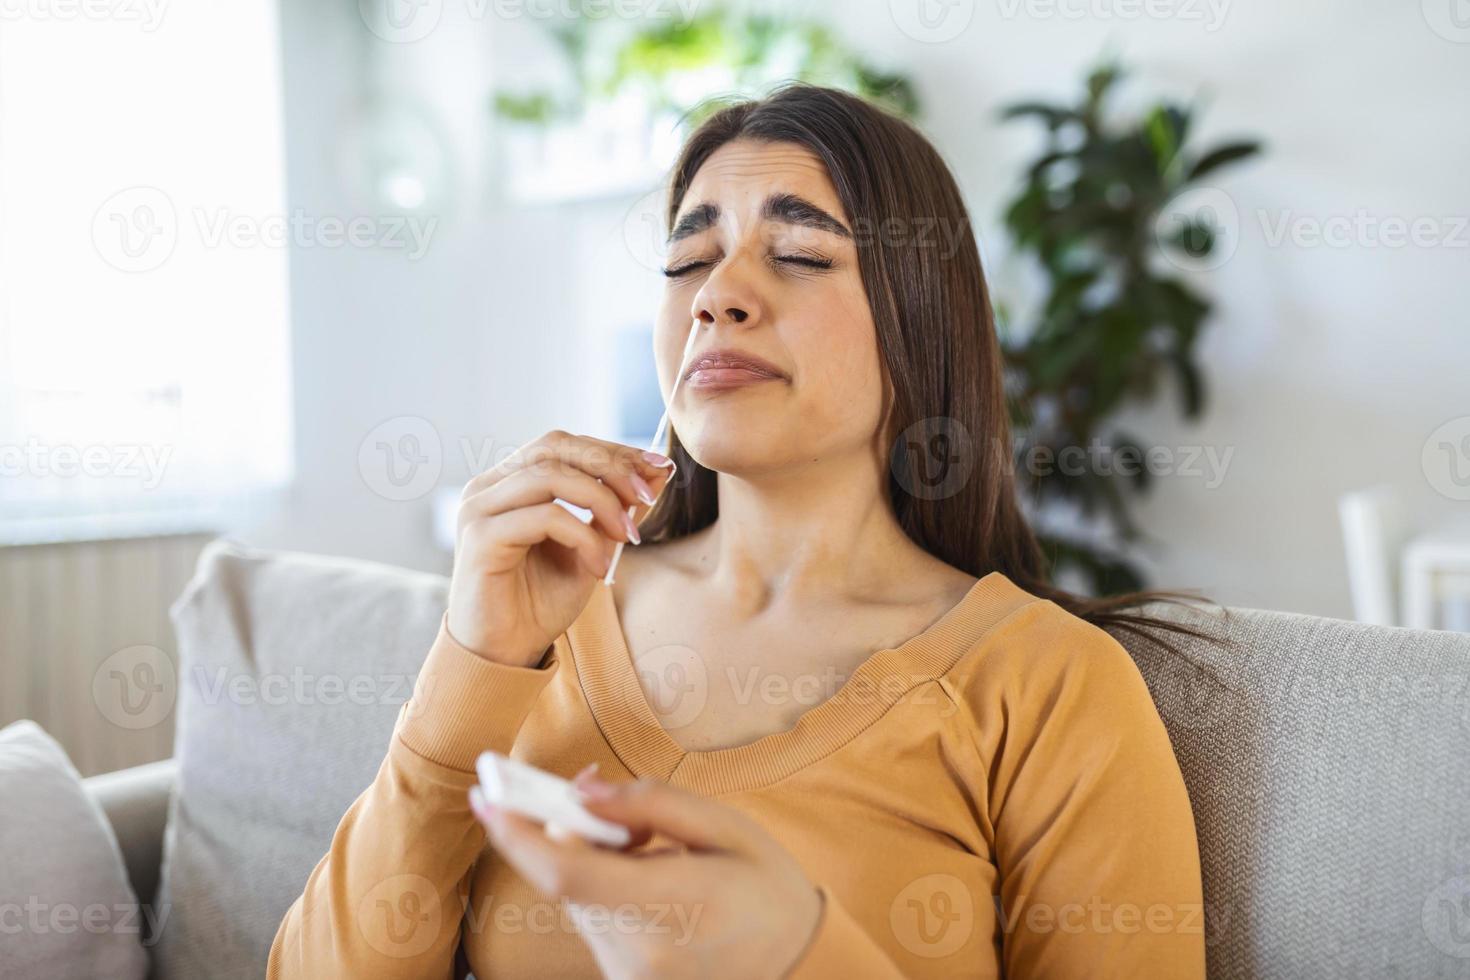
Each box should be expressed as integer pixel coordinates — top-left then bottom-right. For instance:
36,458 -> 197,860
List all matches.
1170,352 -> 1206,418
1187,140 -> 1262,181
1001,102 -> 1079,129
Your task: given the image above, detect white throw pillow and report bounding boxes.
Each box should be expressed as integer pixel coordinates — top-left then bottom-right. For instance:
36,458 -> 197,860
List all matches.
152,539 -> 447,980
0,720 -> 150,980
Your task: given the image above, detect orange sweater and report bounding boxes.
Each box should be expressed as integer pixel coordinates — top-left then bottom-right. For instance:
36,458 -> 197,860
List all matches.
268,572 -> 1205,978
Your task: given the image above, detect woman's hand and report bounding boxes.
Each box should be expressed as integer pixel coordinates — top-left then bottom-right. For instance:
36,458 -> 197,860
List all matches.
446,430 -> 675,667
469,772 -> 823,980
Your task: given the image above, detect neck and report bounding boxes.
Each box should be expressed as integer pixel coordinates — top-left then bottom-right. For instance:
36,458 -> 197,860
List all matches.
694,448 -> 920,612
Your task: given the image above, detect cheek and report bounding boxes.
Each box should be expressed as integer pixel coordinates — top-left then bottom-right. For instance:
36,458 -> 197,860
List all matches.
799,305 -> 885,428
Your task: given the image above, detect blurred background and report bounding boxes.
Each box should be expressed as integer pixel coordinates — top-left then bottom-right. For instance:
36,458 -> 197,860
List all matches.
2,0 -> 1468,773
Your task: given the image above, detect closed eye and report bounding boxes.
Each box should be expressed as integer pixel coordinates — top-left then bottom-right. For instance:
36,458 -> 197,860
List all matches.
660,259 -> 712,279
660,253 -> 836,279
774,254 -> 834,271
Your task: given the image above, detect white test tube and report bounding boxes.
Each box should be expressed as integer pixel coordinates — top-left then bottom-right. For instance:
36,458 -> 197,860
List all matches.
603,320 -> 702,586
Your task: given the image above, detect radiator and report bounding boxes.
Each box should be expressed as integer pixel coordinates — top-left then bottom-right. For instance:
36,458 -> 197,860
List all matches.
0,534 -> 210,776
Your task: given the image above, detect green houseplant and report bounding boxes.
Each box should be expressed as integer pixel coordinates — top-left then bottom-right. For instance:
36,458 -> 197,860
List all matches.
999,62 -> 1261,595
493,8 -> 919,128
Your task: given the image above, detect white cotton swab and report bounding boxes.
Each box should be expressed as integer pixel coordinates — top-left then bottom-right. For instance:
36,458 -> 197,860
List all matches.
603,321 -> 701,586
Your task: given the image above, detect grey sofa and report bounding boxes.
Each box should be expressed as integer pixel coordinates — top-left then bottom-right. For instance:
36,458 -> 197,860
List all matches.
84,541 -> 1470,978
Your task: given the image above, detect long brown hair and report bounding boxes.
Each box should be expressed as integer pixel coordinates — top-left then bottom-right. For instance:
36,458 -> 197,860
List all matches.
640,82 -> 1211,650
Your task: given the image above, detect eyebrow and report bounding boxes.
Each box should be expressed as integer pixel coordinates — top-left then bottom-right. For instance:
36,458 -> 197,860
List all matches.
667,192 -> 853,244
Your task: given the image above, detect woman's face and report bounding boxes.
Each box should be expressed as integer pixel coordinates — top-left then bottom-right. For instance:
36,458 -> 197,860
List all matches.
655,139 -> 888,479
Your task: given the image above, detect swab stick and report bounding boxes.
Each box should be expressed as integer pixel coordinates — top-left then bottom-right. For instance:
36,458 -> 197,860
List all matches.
603,320 -> 701,586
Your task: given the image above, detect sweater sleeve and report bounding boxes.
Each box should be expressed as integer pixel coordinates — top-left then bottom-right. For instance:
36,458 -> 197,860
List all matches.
266,618 -> 559,980
954,603 -> 1207,979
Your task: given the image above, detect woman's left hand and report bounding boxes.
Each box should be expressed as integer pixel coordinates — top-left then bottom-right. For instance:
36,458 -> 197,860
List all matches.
469,770 -> 823,980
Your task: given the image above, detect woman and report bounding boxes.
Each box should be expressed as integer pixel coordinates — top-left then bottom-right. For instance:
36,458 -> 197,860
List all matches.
269,84 -> 1206,979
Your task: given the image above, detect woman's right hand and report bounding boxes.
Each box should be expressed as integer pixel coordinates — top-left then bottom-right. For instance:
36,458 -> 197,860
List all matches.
445,430 -> 676,667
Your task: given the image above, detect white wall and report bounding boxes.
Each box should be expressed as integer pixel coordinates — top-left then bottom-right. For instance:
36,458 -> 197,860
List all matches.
243,0 -> 1470,619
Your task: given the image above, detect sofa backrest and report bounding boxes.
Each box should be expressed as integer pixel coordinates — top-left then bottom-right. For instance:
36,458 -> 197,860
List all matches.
1113,601 -> 1470,977
152,540 -> 1470,979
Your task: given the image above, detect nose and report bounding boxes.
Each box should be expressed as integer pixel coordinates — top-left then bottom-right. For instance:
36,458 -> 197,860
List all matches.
690,254 -> 763,328
697,307 -> 748,325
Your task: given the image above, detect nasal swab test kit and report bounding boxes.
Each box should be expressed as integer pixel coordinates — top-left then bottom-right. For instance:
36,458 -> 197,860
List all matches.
602,320 -> 701,586
475,751 -> 631,848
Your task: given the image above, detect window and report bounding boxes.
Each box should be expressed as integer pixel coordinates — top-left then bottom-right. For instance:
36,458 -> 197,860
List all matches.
0,2 -> 293,543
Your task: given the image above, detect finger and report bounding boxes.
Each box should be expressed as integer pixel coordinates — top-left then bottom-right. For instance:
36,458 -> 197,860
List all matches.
568,765 -> 658,850
473,794 -> 640,905
462,501 -> 613,579
575,777 -> 762,855
459,462 -> 639,546
462,430 -> 675,505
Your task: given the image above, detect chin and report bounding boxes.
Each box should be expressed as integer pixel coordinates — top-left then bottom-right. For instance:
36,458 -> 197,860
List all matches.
677,423 -> 794,477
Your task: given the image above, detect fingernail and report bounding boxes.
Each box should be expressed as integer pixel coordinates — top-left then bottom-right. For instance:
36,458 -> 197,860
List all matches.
620,511 -> 641,545
575,778 -> 618,801
573,762 -> 600,782
469,785 -> 488,817
642,450 -> 674,468
631,473 -> 655,505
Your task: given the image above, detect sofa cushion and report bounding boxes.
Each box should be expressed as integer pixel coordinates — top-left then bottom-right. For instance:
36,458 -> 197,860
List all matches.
0,720 -> 151,980
152,540 -> 447,980
1113,603 -> 1470,978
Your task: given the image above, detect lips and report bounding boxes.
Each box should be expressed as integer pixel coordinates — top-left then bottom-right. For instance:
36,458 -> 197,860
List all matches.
682,348 -> 787,389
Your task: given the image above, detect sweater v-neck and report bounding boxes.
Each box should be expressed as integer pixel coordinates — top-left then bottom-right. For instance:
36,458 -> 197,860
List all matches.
564,571 -> 1030,796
